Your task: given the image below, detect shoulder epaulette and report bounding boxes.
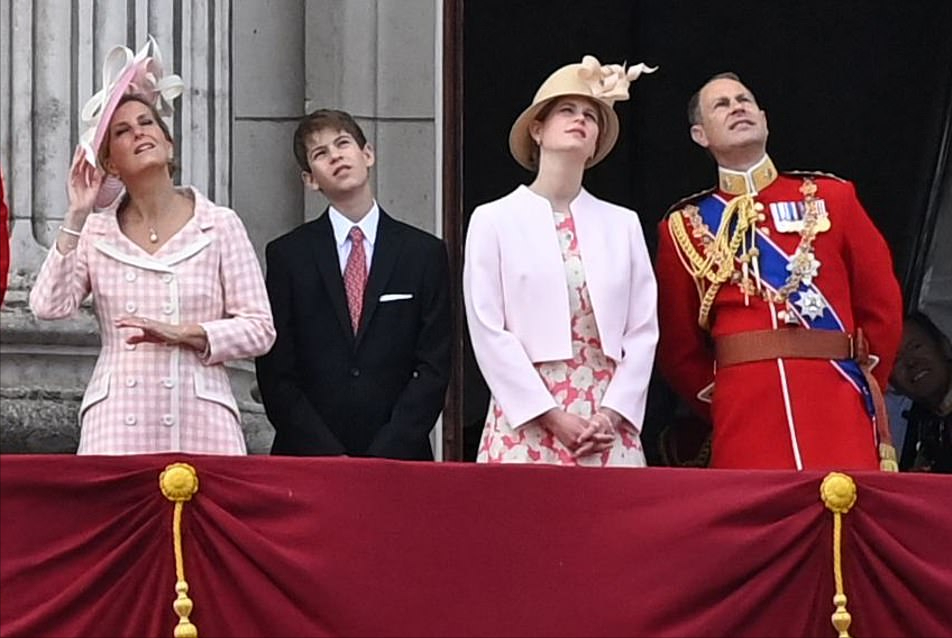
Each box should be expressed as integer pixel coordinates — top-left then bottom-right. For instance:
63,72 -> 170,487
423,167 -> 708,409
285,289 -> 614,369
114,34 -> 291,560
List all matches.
665,186 -> 716,216
784,169 -> 848,183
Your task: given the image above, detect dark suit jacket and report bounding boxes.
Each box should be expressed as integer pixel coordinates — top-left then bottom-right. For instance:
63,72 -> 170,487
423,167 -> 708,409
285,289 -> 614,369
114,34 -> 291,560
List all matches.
256,209 -> 451,460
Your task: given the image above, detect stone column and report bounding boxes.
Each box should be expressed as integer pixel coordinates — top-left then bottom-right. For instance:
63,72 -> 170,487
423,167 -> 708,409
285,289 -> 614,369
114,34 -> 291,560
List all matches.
231,0 -> 305,261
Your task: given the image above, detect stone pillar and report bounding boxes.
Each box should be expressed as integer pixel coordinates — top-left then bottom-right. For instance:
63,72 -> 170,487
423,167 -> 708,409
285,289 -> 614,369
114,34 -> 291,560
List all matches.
231,0 -> 306,261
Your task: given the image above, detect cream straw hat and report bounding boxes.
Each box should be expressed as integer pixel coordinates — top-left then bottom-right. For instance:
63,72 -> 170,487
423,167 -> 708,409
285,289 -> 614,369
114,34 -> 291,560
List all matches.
509,55 -> 657,170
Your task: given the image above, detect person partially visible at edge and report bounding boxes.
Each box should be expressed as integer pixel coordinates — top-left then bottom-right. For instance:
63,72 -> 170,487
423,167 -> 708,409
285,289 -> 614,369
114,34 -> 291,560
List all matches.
889,312 -> 952,472
654,71 -> 903,470
0,168 -> 9,305
255,109 -> 451,460
463,55 -> 659,466
29,36 -> 275,455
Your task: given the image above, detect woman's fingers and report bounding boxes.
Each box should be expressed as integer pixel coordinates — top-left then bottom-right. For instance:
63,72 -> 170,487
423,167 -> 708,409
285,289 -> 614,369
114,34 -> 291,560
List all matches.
574,440 -> 595,457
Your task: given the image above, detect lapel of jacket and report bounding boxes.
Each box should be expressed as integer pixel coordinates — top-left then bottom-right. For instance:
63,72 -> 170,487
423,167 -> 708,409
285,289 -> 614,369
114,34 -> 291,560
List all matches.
311,212 -> 356,346
355,209 -> 402,347
572,188 -> 610,333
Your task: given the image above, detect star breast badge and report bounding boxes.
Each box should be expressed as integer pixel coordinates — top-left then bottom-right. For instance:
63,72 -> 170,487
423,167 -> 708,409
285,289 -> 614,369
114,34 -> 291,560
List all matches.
794,290 -> 826,320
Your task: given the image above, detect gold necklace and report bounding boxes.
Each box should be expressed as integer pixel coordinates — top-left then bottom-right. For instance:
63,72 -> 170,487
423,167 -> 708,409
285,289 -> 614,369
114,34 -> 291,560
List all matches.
121,201 -> 160,243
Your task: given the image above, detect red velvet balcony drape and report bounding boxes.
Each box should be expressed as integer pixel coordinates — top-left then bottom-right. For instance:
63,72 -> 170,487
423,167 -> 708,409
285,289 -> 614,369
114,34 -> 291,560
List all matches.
1,455 -> 950,637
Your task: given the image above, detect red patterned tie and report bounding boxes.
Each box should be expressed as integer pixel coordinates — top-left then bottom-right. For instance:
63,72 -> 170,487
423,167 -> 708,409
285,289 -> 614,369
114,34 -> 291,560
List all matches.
344,226 -> 367,333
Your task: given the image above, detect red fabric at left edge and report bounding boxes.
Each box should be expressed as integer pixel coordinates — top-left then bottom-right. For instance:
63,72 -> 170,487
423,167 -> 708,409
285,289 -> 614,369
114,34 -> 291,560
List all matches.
1,454 -> 950,637
0,169 -> 10,304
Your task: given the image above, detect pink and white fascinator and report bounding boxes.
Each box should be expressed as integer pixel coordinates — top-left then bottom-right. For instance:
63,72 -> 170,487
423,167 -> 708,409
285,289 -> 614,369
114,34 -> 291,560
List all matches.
79,35 -> 184,208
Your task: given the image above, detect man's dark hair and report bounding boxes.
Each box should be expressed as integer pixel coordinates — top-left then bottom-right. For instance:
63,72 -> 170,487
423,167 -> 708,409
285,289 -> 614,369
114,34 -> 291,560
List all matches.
293,109 -> 369,172
687,71 -> 743,126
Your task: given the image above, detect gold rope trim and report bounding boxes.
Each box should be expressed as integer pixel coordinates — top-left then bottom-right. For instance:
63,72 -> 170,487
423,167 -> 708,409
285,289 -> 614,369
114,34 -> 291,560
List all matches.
821,472 -> 857,638
160,463 -> 200,638
668,196 -> 760,329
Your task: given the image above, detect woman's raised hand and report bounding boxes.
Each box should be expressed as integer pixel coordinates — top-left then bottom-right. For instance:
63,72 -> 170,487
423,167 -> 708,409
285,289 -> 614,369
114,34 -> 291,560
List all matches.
65,145 -> 104,220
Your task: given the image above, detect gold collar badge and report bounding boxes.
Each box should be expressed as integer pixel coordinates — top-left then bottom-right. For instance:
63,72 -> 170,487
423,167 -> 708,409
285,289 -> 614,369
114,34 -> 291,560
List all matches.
718,156 -> 778,195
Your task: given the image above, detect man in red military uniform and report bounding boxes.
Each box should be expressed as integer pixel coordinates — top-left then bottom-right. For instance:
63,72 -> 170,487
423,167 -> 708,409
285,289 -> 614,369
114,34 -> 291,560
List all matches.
655,72 -> 903,470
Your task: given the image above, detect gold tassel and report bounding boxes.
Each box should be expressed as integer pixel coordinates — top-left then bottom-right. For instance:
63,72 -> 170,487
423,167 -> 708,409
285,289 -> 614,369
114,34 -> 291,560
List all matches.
821,472 -> 857,638
160,463 -> 200,638
669,194 -> 760,328
879,443 -> 899,472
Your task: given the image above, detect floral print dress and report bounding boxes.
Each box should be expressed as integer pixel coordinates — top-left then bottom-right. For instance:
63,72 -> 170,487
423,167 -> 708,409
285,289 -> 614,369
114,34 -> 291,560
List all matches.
477,208 -> 646,466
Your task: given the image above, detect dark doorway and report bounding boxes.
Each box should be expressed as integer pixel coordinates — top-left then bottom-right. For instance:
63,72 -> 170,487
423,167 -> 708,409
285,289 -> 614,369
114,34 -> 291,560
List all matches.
448,0 -> 952,461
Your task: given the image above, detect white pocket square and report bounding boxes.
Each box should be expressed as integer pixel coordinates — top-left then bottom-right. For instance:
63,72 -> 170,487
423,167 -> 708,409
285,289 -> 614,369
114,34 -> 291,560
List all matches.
379,293 -> 413,302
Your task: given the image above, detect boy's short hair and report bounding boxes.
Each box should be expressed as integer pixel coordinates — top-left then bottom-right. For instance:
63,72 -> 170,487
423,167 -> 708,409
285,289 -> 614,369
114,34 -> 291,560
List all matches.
293,109 -> 368,172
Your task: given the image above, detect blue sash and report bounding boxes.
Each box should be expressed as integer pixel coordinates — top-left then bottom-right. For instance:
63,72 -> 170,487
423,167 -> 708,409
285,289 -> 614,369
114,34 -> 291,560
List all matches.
697,194 -> 874,416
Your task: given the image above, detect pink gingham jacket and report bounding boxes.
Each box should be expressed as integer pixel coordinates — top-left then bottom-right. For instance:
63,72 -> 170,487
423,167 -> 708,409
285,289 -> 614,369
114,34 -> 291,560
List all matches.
30,187 -> 276,455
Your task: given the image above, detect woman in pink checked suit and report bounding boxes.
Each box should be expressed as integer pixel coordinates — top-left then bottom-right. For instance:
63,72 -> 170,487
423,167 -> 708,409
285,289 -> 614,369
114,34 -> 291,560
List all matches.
29,37 -> 275,455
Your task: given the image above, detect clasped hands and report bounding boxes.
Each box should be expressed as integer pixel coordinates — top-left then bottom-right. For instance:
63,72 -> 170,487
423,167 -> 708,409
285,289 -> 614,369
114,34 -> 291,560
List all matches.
539,407 -> 623,458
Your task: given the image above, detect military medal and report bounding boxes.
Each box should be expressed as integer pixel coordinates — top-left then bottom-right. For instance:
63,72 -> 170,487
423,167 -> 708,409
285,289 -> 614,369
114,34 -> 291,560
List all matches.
770,198 -> 830,234
795,290 -> 827,320
769,201 -> 805,233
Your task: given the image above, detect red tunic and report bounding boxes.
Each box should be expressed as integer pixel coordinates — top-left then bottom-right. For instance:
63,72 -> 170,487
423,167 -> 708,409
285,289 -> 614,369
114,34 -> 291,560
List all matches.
656,168 -> 903,470
0,170 -> 9,305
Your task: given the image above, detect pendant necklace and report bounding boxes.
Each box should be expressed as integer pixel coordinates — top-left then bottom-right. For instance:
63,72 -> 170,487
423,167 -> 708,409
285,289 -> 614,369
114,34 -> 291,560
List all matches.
148,227 -> 159,243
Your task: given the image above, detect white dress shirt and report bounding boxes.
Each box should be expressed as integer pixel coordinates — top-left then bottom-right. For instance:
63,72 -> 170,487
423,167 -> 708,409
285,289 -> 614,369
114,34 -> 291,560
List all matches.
329,202 -> 379,274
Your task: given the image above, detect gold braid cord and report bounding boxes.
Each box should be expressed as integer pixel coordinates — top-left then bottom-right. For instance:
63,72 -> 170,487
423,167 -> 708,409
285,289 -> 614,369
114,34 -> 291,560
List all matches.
668,194 -> 762,329
821,472 -> 857,638
160,463 -> 200,638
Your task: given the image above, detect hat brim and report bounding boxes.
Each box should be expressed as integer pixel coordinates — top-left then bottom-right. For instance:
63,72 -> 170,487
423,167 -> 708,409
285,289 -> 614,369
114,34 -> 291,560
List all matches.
508,94 -> 619,172
82,64 -> 139,170
81,64 -> 140,209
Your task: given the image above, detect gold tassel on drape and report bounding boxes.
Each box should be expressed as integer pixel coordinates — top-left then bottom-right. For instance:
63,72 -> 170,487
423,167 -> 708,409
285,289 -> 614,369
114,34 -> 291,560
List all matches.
160,463 -> 200,638
820,472 -> 857,638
